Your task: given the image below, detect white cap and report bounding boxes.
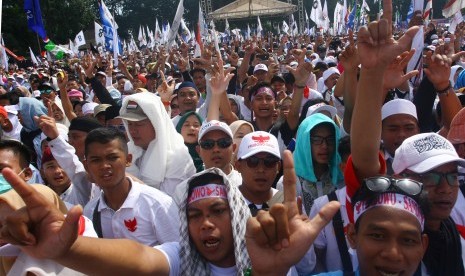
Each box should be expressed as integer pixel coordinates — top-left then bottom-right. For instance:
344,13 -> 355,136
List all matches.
306,103 -> 337,119
33,90 -> 41,98
392,133 -> 465,174
431,34 -> 439,40
237,131 -> 280,160
198,120 -> 233,141
289,61 -> 298,68
381,99 -> 418,121
322,67 -> 340,82
4,105 -> 18,114
253,64 -> 268,73
124,80 -> 133,92
324,56 -> 337,65
82,102 -> 99,116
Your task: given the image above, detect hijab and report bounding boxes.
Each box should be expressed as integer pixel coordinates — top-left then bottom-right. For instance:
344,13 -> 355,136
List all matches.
176,111 -> 204,173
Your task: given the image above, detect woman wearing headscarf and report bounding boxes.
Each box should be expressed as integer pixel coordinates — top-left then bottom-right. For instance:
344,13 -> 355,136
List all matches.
18,97 -> 47,168
50,100 -> 70,127
176,111 -> 204,173
279,113 -> 344,215
119,92 -> 196,196
228,120 -> 254,166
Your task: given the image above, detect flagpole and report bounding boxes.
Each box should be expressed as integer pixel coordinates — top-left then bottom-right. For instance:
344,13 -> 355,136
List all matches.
36,33 -> 42,53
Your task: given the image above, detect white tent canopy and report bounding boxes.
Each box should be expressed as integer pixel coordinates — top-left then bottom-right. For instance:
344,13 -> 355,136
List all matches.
209,0 -> 297,20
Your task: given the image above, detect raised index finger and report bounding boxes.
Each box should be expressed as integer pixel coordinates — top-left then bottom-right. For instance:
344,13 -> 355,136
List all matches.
282,150 -> 297,206
382,0 -> 393,27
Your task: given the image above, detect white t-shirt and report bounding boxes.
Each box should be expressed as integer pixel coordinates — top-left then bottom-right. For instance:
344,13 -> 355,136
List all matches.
84,178 -> 180,246
309,187 -> 358,273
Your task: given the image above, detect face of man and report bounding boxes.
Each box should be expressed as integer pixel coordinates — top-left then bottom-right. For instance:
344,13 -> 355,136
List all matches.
253,70 -> 267,82
402,162 -> 459,224
251,93 -> 275,119
192,71 -> 206,91
68,130 -> 88,161
271,81 -> 285,94
41,160 -> 71,193
310,124 -> 336,165
178,87 -> 199,114
84,139 -> 131,190
187,197 -> 235,268
198,130 -> 235,174
0,149 -> 31,181
235,152 -> 281,198
117,78 -> 127,93
382,114 -> 419,156
348,206 -> 428,276
66,80 -> 80,91
127,118 -> 156,150
324,73 -> 340,90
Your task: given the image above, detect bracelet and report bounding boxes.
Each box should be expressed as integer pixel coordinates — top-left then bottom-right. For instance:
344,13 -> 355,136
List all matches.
436,82 -> 451,95
294,83 -> 306,89
162,101 -> 170,106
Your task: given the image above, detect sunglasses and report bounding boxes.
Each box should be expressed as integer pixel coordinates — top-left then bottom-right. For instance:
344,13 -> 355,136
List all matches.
40,89 -> 53,95
364,176 -> 423,196
199,137 -> 232,150
244,155 -> 281,169
310,135 -> 335,145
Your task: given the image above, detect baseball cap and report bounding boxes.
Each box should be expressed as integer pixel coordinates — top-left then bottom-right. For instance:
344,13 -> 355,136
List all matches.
237,131 -> 281,160
68,89 -> 83,99
381,99 -> 418,121
95,71 -> 107,78
38,82 -> 55,93
447,108 -> 465,144
116,101 -> 148,121
93,104 -> 111,117
306,103 -> 337,119
137,74 -> 147,84
253,64 -> 268,73
392,133 -> 465,174
198,120 -> 233,141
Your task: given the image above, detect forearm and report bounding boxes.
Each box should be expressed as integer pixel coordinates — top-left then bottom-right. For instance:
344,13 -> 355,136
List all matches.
287,86 -> 303,130
351,68 -> 384,179
238,54 -> 251,83
342,70 -> 358,134
58,88 -> 77,121
56,237 -> 169,276
90,78 -> 118,106
219,93 -> 238,124
437,86 -> 462,130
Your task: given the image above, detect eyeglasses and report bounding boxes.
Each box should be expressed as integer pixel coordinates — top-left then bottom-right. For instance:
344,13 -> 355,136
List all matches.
364,176 -> 423,196
244,155 -> 281,169
310,135 -> 335,145
417,172 -> 460,187
199,138 -> 232,150
109,124 -> 126,133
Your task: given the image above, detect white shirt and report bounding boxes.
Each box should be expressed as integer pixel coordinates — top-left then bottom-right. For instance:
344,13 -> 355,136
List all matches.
309,187 -> 358,272
84,178 -> 180,246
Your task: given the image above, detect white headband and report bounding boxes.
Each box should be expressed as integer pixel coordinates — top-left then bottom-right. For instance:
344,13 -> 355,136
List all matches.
188,184 -> 228,205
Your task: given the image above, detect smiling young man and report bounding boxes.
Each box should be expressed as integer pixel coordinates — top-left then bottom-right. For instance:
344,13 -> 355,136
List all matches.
82,127 -> 180,246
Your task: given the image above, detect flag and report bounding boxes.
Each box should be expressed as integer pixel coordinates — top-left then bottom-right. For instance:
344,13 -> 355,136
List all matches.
94,22 -> 105,46
443,0 -> 465,18
347,0 -> 357,29
424,0 -> 432,19
311,0 -> 323,28
29,47 -> 39,66
322,0 -> 330,31
449,11 -> 464,33
408,0 -> 425,22
257,16 -> 263,38
69,39 -> 76,55
362,0 -> 370,11
282,21 -> 290,34
198,2 -> 208,37
246,24 -> 251,39
44,41 -> 72,59
98,0 -> 119,53
0,37 -> 8,69
334,3 -> 345,35
407,27 -> 424,87
24,0 -> 47,40
180,18 -> 191,43
167,0 -> 184,48
155,19 -> 162,43
74,30 -> 86,48
225,18 -> 230,36
305,9 -> 311,34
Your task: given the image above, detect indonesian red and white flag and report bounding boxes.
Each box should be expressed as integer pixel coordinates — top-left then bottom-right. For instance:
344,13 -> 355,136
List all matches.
443,0 -> 465,18
424,0 -> 432,19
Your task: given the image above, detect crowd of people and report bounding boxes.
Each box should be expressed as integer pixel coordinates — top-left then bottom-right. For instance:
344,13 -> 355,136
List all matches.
0,1 -> 464,275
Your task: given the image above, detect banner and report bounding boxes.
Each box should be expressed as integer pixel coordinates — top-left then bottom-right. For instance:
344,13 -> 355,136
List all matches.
167,0 -> 184,48
98,0 -> 119,53
74,30 -> 86,48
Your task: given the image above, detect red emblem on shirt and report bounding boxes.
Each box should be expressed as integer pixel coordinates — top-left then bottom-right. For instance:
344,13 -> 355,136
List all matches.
124,217 -> 137,232
252,135 -> 270,143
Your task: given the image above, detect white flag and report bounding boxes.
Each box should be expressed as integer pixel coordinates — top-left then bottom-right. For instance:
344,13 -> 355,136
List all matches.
167,0 -> 184,48
257,16 -> 263,38
29,47 -> 39,66
449,11 -> 464,33
407,27 -> 424,85
246,24 -> 251,40
180,18 -> 192,43
94,22 -> 105,46
74,30 -> 86,48
0,37 -> 8,69
69,39 -> 76,55
322,0 -> 330,31
155,19 -> 162,43
282,21 -> 290,34
311,0 -> 323,28
225,18 -> 230,36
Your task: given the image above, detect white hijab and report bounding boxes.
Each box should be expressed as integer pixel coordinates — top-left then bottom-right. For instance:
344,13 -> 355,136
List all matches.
120,92 -> 195,196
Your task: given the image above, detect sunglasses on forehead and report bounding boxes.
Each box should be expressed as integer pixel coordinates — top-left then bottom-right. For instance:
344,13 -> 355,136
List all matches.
199,137 -> 232,150
364,176 -> 423,196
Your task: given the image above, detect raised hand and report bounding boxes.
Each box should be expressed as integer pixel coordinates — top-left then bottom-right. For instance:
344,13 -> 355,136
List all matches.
209,57 -> 234,95
245,151 -> 340,275
34,102 -> 59,140
156,71 -> 174,103
357,0 -> 419,70
424,44 -> 452,90
57,71 -> 69,91
287,49 -> 313,87
0,167 -> 82,259
383,50 -> 419,91
339,30 -> 359,71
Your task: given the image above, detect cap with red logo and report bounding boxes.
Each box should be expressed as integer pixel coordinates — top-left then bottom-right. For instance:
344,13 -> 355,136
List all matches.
237,131 -> 281,160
